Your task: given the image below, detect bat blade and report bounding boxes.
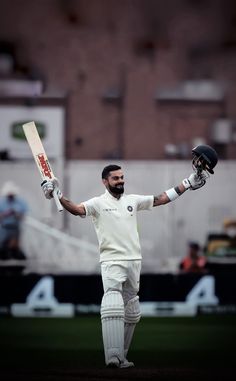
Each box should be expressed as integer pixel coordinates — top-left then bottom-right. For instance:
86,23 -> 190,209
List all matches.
23,121 -> 63,212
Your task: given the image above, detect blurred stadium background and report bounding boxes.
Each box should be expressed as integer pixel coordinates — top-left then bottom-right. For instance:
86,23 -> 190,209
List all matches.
0,0 -> 236,379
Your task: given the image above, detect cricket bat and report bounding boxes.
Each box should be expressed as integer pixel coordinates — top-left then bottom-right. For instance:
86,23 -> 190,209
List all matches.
22,121 -> 63,212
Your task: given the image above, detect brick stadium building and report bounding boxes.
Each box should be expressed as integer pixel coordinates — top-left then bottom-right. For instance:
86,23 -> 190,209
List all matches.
0,0 -> 236,160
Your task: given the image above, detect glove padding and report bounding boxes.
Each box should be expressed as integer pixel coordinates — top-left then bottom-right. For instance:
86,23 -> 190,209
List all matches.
41,178 -> 63,199
183,173 -> 206,191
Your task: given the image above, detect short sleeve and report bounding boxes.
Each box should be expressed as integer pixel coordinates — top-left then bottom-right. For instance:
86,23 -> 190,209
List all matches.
82,197 -> 100,217
19,199 -> 28,214
135,195 -> 154,211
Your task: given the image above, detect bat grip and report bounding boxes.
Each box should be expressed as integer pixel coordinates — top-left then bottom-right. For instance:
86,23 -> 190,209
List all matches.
196,167 -> 203,176
52,189 -> 63,212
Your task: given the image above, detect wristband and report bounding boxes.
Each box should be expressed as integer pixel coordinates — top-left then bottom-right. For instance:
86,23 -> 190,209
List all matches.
182,178 -> 190,190
165,188 -> 180,201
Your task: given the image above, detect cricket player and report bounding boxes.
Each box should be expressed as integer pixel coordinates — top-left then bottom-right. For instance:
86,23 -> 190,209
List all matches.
41,146 -> 217,368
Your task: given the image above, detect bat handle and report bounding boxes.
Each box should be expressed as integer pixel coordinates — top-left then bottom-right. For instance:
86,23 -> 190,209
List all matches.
52,189 -> 63,212
196,168 -> 202,176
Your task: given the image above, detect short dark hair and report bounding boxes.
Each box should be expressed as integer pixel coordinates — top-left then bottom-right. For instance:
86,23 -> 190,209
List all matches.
188,241 -> 200,251
102,164 -> 121,179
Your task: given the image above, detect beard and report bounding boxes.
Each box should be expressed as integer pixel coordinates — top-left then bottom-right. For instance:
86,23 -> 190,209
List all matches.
108,183 -> 124,194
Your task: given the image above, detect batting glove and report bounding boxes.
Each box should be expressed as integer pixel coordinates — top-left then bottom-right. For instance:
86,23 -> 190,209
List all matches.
41,178 -> 63,199
41,180 -> 53,199
52,178 -> 63,199
182,173 -> 206,191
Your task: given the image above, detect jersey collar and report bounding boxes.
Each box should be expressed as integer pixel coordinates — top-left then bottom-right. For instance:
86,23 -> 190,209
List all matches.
104,189 -> 124,200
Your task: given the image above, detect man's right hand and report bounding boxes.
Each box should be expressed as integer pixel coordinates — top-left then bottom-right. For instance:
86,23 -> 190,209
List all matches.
41,178 -> 63,200
41,180 -> 54,199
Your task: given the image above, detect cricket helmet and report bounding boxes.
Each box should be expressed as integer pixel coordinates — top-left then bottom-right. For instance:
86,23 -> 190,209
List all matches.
192,145 -> 218,174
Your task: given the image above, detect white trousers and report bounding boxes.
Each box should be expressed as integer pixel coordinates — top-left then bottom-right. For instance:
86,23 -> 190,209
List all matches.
101,260 -> 141,304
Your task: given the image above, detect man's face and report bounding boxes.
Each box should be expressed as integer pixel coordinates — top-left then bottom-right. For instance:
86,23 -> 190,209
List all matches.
104,169 -> 125,195
7,194 -> 15,202
189,248 -> 198,259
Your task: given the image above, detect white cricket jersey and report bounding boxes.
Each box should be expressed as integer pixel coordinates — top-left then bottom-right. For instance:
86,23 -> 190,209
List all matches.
82,190 -> 154,262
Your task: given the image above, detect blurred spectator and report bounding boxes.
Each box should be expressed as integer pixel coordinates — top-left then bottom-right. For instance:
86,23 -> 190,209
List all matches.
0,181 -> 28,260
224,219 -> 236,240
179,241 -> 207,273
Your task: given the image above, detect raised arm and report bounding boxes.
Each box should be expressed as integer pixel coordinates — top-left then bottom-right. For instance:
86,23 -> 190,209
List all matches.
153,173 -> 206,207
41,178 -> 86,216
153,183 -> 186,206
60,196 -> 86,216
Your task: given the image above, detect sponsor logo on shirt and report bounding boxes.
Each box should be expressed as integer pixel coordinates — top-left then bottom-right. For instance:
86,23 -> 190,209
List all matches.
102,208 -> 118,212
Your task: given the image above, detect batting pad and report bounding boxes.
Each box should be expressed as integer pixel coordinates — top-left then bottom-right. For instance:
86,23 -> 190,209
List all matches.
101,290 -> 125,364
124,296 -> 141,324
124,296 -> 141,358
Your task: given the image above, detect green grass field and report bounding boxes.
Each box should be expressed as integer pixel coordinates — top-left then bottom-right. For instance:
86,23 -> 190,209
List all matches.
0,315 -> 236,380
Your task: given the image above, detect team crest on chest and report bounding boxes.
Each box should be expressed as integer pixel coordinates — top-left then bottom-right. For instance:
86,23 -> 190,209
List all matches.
127,205 -> 133,212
